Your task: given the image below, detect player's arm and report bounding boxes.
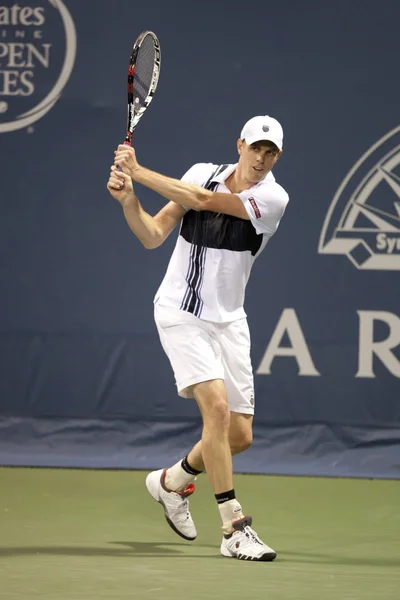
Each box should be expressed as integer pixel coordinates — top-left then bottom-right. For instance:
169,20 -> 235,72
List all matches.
137,167 -> 248,219
114,145 -> 249,219
107,167 -> 185,249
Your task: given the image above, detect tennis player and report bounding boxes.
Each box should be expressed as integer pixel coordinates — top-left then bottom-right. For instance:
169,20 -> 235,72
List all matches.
108,116 -> 289,561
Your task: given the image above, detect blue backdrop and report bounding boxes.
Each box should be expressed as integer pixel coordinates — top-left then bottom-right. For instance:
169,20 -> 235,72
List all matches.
1,0 -> 399,478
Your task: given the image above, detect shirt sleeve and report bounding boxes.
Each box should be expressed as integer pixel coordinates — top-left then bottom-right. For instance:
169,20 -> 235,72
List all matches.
238,183 -> 289,236
180,163 -> 216,184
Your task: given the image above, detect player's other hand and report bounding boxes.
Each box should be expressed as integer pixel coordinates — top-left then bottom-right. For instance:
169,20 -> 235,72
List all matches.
114,144 -> 140,179
107,166 -> 135,207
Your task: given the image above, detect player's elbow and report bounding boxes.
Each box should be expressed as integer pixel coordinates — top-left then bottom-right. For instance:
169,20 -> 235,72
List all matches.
141,228 -> 165,249
142,239 -> 158,249
142,237 -> 164,250
194,189 -> 212,211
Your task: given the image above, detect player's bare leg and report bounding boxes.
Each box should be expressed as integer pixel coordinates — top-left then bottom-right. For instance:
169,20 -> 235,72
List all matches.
183,413 -> 253,474
187,381 -> 276,560
162,413 -> 252,498
192,379 -> 233,493
189,384 -> 252,534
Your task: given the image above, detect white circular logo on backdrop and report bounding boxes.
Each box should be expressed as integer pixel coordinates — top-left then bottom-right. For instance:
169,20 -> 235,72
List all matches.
318,126 -> 400,270
0,0 -> 76,133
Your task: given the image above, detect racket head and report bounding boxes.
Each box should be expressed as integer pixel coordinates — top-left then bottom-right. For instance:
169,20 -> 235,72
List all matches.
125,30 -> 161,145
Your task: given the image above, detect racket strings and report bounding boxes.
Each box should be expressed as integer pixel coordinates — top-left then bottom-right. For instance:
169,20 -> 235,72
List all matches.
134,36 -> 156,106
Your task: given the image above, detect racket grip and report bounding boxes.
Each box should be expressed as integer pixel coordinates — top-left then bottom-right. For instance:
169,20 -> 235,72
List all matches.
119,137 -> 131,170
119,135 -> 132,170
124,131 -> 133,146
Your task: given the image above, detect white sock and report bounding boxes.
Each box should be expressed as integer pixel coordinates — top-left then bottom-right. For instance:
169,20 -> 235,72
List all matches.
164,460 -> 197,492
218,499 -> 244,535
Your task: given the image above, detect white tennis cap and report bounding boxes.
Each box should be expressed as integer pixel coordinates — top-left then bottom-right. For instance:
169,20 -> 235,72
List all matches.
240,115 -> 284,150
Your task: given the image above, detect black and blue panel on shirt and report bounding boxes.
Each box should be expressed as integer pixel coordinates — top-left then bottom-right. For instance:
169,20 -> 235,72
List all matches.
180,209 -> 263,255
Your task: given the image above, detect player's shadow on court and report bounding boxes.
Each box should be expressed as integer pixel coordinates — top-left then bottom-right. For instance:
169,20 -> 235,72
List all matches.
0,541 -> 219,559
111,540 -> 219,557
0,545 -> 398,566
0,544 -> 399,566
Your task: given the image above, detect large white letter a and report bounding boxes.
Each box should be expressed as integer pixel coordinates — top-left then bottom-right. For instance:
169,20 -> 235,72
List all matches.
256,308 -> 320,376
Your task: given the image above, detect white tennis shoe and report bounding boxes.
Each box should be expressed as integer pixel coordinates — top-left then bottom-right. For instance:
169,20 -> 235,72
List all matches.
220,516 -> 277,561
145,468 -> 197,541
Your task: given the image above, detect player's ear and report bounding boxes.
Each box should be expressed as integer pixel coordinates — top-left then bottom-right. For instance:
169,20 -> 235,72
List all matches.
275,149 -> 283,162
237,138 -> 244,155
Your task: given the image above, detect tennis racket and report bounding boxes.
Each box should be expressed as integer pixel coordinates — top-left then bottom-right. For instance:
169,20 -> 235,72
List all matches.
124,30 -> 161,146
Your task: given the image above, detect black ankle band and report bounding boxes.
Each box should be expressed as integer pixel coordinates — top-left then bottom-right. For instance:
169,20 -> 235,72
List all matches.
181,456 -> 203,476
215,489 -> 236,504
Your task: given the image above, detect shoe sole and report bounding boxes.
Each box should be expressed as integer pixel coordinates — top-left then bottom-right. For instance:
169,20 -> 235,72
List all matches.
146,471 -> 196,542
221,550 -> 277,561
237,551 -> 277,561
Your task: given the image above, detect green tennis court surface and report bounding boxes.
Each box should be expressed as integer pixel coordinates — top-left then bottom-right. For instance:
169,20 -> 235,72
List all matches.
0,468 -> 399,599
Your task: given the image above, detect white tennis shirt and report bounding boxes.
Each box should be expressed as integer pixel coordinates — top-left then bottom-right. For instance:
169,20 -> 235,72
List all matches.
154,162 -> 289,322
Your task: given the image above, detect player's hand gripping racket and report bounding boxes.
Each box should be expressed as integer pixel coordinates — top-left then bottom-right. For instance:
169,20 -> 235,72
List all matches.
124,30 -> 161,146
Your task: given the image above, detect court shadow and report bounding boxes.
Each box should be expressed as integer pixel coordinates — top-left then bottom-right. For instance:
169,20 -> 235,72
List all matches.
0,541 -> 220,559
280,550 -> 400,569
111,540 -> 217,551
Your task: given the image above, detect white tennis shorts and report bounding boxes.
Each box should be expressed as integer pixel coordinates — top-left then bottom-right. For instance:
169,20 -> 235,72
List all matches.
154,303 -> 255,415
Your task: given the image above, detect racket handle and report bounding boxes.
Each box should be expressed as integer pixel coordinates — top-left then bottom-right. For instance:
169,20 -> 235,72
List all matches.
119,134 -> 132,170
124,131 -> 133,146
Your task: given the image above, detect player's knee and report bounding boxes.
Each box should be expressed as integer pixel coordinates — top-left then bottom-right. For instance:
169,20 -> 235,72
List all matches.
211,400 -> 230,430
204,399 -> 230,431
194,380 -> 230,431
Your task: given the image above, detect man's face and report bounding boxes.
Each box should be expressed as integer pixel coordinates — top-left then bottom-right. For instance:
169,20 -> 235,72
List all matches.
237,139 -> 282,184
